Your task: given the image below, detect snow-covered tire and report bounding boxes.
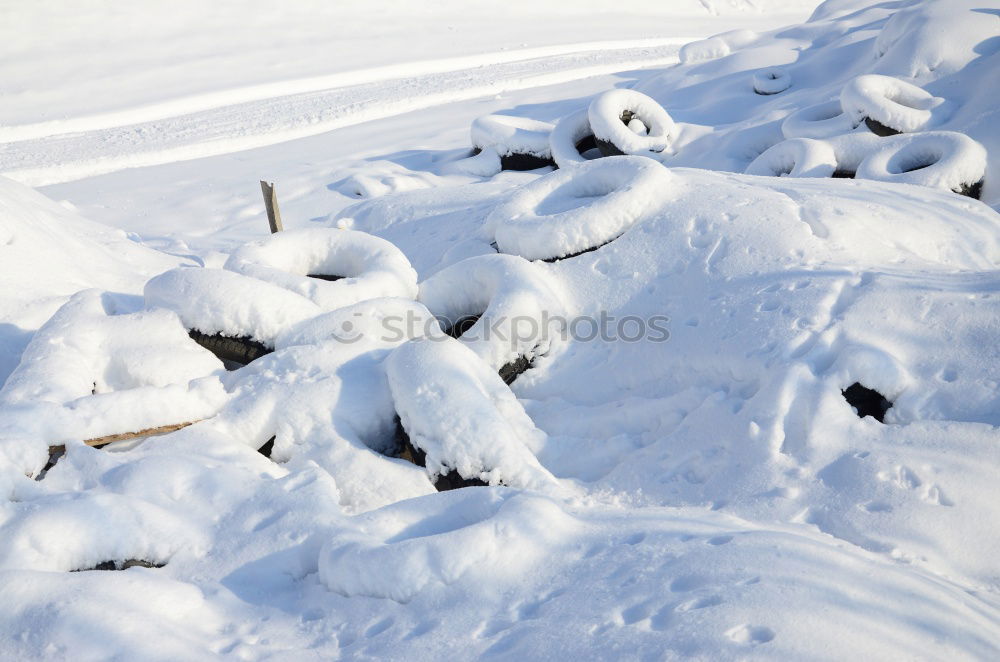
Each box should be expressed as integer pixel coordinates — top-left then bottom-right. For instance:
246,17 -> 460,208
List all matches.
443,147 -> 502,177
745,138 -> 838,178
781,99 -> 854,139
471,114 -> 555,171
588,89 -> 675,158
840,74 -> 945,135
825,131 -> 884,178
753,68 -> 791,95
224,228 -> 418,311
550,109 -> 599,169
855,131 -> 987,198
488,156 -> 672,261
386,336 -> 557,491
145,267 -> 321,367
417,253 -> 564,380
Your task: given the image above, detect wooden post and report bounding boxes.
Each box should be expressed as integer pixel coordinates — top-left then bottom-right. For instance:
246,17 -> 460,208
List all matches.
260,180 -> 284,233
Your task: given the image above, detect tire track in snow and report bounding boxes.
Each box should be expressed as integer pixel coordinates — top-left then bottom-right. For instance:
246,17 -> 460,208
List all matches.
0,41 -> 685,186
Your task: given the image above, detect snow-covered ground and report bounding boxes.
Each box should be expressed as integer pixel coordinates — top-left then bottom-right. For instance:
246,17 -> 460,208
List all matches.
4,0 -> 1000,659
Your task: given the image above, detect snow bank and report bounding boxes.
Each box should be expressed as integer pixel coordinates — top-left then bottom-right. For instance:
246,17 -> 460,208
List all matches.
224,228 -> 418,311
417,254 -> 566,371
144,267 -> 321,346
386,337 -> 559,491
0,289 -> 227,468
319,489 -> 575,602
0,492 -> 204,572
490,156 -> 673,261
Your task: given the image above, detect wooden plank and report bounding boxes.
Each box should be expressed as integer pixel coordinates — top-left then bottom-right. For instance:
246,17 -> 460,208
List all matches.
46,420 -> 200,455
260,180 -> 284,233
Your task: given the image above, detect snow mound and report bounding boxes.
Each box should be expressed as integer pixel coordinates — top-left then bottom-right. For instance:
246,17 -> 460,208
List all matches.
386,337 -> 559,490
588,89 -> 675,157
319,489 -> 575,602
144,267 -> 321,346
471,114 -> 554,160
549,108 -> 598,169
781,98 -> 855,139
744,137 -> 837,177
856,130 -> 987,196
417,253 -> 566,371
490,156 -> 673,261
224,228 -> 418,311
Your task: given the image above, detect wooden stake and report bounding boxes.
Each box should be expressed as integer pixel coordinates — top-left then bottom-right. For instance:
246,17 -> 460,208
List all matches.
260,180 -> 284,233
47,420 -> 200,455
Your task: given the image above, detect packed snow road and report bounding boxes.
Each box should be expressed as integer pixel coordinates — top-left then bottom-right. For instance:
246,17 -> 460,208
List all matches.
0,40 -> 685,187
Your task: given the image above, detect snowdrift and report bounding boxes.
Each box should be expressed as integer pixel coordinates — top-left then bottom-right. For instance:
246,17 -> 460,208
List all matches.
2,0 -> 1000,659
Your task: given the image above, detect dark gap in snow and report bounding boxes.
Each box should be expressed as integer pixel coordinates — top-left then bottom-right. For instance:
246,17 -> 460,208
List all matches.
306,273 -> 344,282
832,170 -> 855,178
443,314 -> 482,339
258,436 -> 275,458
36,446 -> 65,481
595,137 -> 626,157
542,234 -> 620,262
188,329 -> 273,370
864,117 -> 900,137
72,559 -> 164,572
471,147 -> 554,171
392,417 -> 489,491
498,354 -> 533,385
957,178 -> 984,199
842,383 -> 892,422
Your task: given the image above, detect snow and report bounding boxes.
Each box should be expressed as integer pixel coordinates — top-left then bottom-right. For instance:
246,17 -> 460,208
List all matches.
144,267 -> 321,346
855,130 -> 988,194
386,338 -> 560,491
470,115 -> 554,159
744,136 -> 837,177
840,73 -> 947,133
417,254 -> 566,371
490,156 -> 673,261
751,67 -> 792,95
4,0 -> 1000,659
224,228 -> 418,311
588,89 -> 676,155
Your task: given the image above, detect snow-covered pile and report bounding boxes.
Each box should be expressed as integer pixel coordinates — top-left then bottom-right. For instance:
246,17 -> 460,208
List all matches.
3,0 -> 1000,659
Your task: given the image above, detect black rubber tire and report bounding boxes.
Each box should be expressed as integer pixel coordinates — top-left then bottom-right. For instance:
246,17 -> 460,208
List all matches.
864,116 -> 900,137
393,417 -> 489,491
188,329 -> 273,370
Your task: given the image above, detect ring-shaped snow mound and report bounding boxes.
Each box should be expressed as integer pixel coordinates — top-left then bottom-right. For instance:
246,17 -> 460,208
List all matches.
840,74 -> 945,134
224,228 -> 418,311
145,267 -> 321,347
549,109 -> 599,169
417,253 -> 565,375
855,131 -> 987,197
745,138 -> 838,178
386,337 -> 558,491
753,68 -> 792,95
488,155 -> 672,261
588,89 -> 675,157
471,114 -> 555,170
781,99 -> 855,139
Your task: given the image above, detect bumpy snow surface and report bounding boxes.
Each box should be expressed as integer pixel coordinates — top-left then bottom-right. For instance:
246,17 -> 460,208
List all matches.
3,0 -> 1000,659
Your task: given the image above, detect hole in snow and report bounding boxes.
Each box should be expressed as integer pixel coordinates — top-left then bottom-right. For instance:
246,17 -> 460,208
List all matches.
443,313 -> 482,339
392,417 -> 489,491
832,169 -> 855,178
306,273 -> 344,282
864,117 -> 900,137
842,383 -> 892,422
72,559 -> 164,572
258,436 -> 275,458
188,329 -> 273,370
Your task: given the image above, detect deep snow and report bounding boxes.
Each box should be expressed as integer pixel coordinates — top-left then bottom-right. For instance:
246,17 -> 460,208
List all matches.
3,0 -> 1000,660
